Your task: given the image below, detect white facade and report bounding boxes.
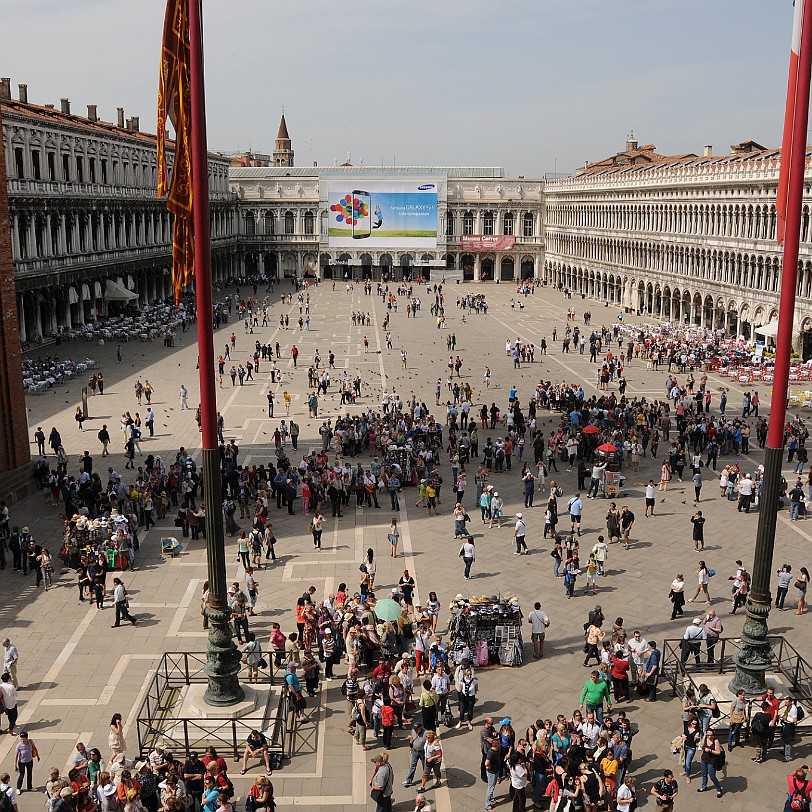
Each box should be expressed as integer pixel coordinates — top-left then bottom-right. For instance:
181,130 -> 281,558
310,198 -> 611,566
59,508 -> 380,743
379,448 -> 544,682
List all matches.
1,86 -> 238,342
544,145 -> 812,357
229,166 -> 545,282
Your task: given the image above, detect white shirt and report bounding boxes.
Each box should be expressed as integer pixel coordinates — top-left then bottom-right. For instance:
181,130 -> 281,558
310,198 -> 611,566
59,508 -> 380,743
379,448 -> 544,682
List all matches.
628,637 -> 649,666
528,610 -> 549,635
0,681 -> 17,710
0,783 -> 18,807
2,644 -> 18,670
514,519 -> 527,536
645,484 -> 656,499
113,583 -> 126,603
578,720 -> 601,749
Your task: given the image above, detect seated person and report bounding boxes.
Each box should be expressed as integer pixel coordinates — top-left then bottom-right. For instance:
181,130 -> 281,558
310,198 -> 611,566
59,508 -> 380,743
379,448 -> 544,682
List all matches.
245,776 -> 274,812
240,730 -> 271,775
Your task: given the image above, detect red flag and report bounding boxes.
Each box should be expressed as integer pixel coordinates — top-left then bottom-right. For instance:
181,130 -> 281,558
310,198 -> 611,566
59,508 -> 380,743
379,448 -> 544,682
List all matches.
777,0 -> 812,244
157,0 -> 194,303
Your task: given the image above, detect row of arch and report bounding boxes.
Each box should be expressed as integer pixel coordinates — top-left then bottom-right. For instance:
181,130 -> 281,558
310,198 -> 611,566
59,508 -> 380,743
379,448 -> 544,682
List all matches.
544,261 -> 798,338
544,233 -> 796,294
546,200 -> 780,241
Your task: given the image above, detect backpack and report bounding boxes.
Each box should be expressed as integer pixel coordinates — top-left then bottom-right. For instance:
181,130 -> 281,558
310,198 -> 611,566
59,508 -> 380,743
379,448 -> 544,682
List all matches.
340,679 -> 349,697
790,778 -> 811,811
715,747 -> 726,770
797,704 -> 806,722
751,714 -> 767,735
0,788 -> 13,812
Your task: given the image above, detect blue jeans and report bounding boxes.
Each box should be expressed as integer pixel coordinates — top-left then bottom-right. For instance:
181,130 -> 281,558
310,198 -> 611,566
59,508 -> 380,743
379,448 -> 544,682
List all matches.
684,746 -> 696,777
375,796 -> 393,812
727,723 -> 743,749
701,761 -> 722,792
553,559 -> 561,577
790,502 -> 801,520
486,771 -> 498,809
586,702 -> 604,724
405,748 -> 425,784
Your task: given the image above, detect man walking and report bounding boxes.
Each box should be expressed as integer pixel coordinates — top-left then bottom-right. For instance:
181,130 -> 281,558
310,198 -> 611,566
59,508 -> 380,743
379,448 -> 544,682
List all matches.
145,409 -> 155,438
0,672 -> 18,735
2,640 -> 18,689
567,493 -> 584,536
179,385 -> 189,410
513,512 -> 528,555
97,425 -> 110,456
527,602 -> 550,658
33,428 -> 45,457
111,578 -> 137,627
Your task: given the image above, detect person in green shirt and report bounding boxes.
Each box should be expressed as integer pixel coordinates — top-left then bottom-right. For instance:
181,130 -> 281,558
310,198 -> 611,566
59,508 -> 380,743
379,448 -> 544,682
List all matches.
580,670 -> 612,723
290,420 -> 300,451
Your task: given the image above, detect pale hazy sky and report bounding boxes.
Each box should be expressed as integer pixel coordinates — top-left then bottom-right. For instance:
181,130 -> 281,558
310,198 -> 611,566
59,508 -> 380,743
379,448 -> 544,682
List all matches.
1,0 -> 795,177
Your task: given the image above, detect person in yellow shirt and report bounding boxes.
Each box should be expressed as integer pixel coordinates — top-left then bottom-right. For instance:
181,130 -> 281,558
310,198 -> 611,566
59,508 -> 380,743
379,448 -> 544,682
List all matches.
426,483 -> 438,516
283,391 -> 292,415
600,747 -> 619,796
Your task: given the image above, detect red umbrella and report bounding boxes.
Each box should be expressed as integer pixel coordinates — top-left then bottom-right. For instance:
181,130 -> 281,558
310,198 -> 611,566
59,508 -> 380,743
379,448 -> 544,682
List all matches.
582,425 -> 600,434
597,443 -> 618,452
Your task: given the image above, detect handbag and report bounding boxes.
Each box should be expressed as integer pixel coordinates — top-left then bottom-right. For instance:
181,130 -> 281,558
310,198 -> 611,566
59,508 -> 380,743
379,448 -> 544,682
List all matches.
258,658 -> 268,670
370,789 -> 383,804
795,579 -> 806,590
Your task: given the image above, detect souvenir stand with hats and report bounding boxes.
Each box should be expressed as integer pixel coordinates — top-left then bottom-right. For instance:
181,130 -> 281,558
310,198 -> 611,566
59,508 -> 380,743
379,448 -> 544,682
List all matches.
446,593 -> 523,668
58,510 -> 134,570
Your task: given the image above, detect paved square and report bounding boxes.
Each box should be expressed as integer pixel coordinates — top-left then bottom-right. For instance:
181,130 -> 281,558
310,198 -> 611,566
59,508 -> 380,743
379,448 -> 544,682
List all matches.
2,281 -> 808,812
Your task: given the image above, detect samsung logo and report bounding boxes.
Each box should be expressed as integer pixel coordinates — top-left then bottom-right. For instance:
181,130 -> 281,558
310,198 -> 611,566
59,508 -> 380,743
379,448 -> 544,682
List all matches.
417,184 -> 436,191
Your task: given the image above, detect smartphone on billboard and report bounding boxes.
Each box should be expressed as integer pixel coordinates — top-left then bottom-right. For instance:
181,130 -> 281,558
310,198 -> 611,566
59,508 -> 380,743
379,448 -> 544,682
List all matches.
352,189 -> 371,240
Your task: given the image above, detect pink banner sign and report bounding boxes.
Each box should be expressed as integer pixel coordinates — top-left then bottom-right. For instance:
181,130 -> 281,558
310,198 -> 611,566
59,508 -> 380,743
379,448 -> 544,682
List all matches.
460,235 -> 516,251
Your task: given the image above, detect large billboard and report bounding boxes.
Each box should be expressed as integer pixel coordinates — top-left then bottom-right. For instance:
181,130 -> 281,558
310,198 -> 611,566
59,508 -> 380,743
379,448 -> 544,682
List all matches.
326,180 -> 438,248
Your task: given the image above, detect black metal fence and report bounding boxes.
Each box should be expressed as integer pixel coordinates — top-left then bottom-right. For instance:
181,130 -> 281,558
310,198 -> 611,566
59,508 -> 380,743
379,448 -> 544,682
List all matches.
135,652 -> 290,764
660,635 -> 812,737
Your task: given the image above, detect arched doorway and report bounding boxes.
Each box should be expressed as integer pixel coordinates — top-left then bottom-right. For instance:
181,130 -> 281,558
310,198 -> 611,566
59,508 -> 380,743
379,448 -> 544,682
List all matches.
380,253 -> 393,282
462,254 -> 475,282
360,253 -> 373,280
481,257 -> 495,281
500,256 -> 514,282
802,317 -> 812,361
520,257 -> 534,280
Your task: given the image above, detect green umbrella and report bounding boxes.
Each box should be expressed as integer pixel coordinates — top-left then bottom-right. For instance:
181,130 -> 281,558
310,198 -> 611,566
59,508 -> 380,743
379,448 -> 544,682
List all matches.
373,598 -> 403,622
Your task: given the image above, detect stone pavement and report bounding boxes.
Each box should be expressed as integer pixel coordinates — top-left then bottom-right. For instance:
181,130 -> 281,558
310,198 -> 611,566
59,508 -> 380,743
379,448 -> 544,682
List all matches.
1,280 -> 810,812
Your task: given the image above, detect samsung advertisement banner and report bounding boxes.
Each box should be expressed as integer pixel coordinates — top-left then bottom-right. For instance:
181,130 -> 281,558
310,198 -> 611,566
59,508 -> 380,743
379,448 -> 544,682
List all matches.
325,179 -> 441,248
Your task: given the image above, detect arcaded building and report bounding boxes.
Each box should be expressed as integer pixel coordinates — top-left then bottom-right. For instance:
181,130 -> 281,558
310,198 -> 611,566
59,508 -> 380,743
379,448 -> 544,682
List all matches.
543,135 -> 812,357
0,78 -> 239,343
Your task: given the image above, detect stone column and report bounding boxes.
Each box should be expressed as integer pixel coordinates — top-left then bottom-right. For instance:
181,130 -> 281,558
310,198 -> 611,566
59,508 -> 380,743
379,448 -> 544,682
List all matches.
474,254 -> 481,281
10,213 -> 20,260
63,292 -> 72,331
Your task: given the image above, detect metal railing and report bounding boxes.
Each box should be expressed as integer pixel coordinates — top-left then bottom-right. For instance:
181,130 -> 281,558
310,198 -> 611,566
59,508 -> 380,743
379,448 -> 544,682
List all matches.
135,652 -> 289,764
660,635 -> 812,738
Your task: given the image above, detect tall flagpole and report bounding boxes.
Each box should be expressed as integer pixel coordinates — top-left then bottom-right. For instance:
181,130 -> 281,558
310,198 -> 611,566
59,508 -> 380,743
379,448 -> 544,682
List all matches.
189,0 -> 244,706
731,0 -> 812,694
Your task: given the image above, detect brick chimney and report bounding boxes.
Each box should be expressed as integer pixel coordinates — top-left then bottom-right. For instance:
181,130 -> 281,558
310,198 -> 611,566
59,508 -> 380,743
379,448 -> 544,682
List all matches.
18,84 -> 27,104
87,104 -> 98,122
130,116 -> 139,133
117,107 -> 125,128
60,98 -> 71,114
0,79 -> 10,101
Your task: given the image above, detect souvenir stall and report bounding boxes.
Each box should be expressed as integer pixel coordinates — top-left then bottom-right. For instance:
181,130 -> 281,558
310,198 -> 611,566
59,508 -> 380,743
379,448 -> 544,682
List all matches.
446,594 -> 524,668
59,512 -> 133,570
384,448 -> 416,487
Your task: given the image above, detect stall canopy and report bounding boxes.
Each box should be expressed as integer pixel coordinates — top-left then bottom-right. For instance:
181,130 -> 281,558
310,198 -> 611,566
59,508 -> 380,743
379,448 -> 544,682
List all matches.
105,279 -> 139,302
755,320 -> 780,339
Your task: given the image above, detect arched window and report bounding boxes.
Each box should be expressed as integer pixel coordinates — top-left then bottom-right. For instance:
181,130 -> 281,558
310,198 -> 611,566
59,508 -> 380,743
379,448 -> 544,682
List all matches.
463,211 -> 474,235
304,211 -> 315,235
445,212 -> 455,236
503,212 -> 514,236
483,211 -> 495,235
523,213 -> 534,237
244,212 -> 256,236
284,211 -> 295,235
264,212 -> 275,235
